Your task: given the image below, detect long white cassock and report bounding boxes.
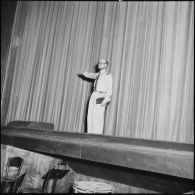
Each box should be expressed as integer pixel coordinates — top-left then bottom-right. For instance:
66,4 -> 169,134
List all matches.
84,71 -> 113,134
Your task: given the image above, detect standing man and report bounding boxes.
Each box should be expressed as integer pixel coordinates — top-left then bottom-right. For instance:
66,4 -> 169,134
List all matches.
80,59 -> 113,134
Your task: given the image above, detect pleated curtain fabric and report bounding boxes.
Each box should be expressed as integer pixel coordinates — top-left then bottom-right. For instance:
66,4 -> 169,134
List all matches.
2,1 -> 194,143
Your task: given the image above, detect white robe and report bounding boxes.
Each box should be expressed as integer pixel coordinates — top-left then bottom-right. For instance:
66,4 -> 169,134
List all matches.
84,71 -> 112,134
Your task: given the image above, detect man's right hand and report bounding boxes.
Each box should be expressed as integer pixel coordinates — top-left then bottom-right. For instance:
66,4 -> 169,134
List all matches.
80,71 -> 85,75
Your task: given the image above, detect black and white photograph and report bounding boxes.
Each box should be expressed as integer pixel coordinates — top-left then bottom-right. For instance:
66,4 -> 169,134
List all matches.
1,1 -> 194,194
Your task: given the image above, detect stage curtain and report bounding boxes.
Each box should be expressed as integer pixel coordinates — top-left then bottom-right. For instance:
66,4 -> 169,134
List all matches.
2,1 -> 194,143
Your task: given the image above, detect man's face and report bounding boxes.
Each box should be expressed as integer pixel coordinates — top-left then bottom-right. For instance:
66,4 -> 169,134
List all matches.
98,62 -> 107,69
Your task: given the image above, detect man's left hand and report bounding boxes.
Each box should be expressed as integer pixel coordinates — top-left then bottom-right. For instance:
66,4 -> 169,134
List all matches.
101,100 -> 107,107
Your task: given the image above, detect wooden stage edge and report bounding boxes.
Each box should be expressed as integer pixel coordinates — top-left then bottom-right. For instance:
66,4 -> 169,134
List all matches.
1,126 -> 194,193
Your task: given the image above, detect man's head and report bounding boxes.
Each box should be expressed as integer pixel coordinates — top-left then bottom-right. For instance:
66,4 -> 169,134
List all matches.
98,59 -> 108,69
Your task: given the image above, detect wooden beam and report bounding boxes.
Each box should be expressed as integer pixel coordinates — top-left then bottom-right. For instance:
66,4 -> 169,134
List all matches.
1,126 -> 193,180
